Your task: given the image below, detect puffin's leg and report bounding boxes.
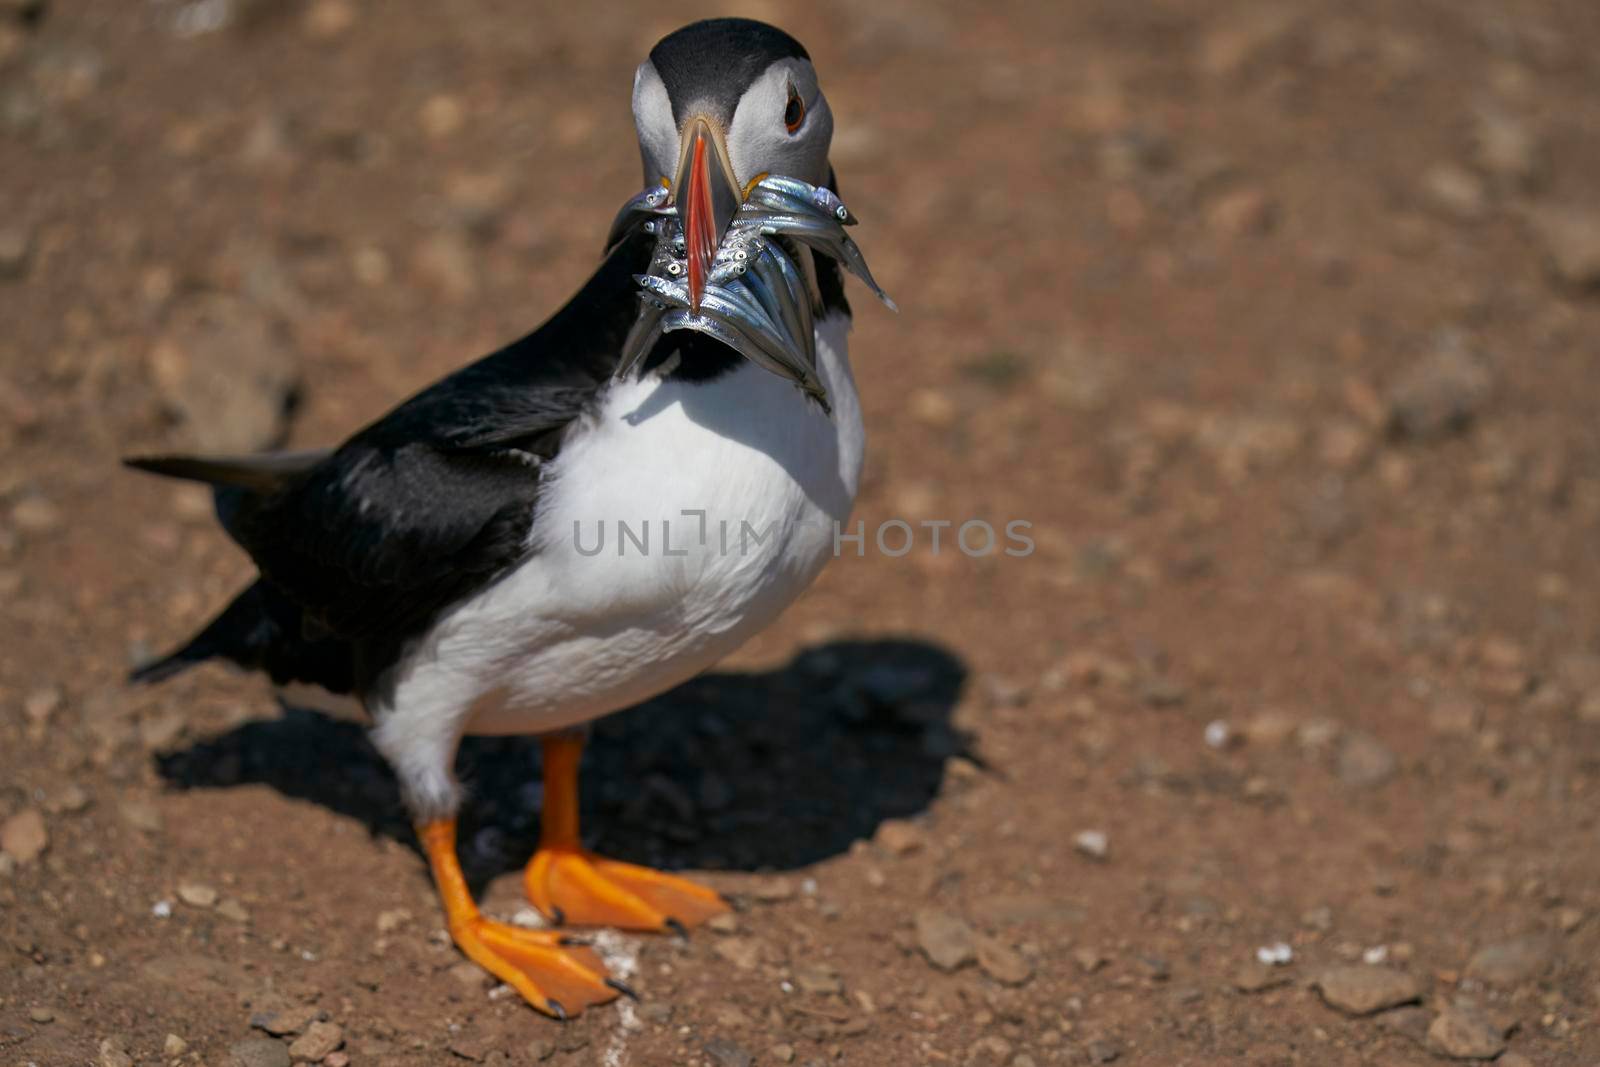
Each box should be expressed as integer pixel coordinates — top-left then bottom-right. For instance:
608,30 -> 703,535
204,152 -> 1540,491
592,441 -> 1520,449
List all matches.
523,730 -> 728,932
371,712 -> 618,1018
415,820 -> 619,1018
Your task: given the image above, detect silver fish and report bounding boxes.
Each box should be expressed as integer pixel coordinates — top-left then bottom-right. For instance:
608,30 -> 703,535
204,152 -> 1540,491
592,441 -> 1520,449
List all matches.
605,184 -> 673,251
752,215 -> 897,311
695,284 -> 824,397
748,240 -> 814,362
634,271 -> 805,396
747,175 -> 858,226
663,307 -> 831,412
616,293 -> 668,381
612,173 -> 894,410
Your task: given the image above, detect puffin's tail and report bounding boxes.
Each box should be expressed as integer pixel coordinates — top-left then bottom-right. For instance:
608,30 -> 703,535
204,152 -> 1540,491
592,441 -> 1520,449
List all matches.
130,582 -> 356,694
124,448 -> 329,543
130,582 -> 278,684
122,449 -> 330,492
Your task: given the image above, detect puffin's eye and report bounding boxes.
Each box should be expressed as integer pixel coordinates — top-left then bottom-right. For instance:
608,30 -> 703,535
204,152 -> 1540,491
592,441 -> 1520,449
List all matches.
784,85 -> 805,134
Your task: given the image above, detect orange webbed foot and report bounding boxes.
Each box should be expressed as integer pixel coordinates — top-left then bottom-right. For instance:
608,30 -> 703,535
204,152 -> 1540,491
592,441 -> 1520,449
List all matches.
418,818 -> 623,1019
524,847 -> 729,933
531,732 -> 728,933
449,915 -> 622,1019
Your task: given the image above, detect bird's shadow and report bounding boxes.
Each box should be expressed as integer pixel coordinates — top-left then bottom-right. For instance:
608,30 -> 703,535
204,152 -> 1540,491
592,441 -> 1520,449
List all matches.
156,638 -> 969,893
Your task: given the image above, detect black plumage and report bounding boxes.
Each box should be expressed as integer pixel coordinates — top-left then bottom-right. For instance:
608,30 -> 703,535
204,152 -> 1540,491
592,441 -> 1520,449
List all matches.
130,212 -> 855,696
129,224 -> 652,693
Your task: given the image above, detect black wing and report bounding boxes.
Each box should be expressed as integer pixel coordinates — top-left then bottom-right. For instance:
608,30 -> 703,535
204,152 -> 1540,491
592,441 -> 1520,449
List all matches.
136,224 -> 654,664
236,224 -> 655,642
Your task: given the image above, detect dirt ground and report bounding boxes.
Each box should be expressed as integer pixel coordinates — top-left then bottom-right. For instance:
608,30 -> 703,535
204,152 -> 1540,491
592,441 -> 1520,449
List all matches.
4,0 -> 1600,1064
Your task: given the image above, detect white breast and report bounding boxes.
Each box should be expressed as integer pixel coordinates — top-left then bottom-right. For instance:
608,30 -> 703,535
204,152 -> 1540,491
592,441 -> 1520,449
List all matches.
376,314 -> 863,740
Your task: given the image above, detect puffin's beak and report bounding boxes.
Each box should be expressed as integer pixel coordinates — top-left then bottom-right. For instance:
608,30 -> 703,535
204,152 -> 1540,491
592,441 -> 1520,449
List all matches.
671,116 -> 742,315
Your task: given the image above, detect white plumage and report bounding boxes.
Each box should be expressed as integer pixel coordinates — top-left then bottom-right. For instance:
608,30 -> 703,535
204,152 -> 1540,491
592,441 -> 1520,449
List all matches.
370,313 -> 862,816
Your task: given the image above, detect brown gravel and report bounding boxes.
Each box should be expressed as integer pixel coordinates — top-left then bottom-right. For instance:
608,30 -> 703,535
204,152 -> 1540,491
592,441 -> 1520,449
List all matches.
3,1 -> 1600,1065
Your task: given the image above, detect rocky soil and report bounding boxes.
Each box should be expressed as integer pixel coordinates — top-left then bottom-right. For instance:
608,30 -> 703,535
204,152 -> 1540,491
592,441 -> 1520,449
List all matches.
3,1 -> 1600,1065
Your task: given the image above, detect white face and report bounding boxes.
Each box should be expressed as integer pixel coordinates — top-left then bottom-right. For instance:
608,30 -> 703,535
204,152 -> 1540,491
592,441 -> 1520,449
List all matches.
631,57 -> 835,191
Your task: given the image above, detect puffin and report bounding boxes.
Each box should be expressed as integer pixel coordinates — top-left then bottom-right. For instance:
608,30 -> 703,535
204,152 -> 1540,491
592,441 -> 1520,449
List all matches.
124,18 -> 892,1018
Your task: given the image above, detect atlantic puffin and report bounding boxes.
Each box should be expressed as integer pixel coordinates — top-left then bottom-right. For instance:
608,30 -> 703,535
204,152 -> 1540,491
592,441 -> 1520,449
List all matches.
125,18 -> 891,1017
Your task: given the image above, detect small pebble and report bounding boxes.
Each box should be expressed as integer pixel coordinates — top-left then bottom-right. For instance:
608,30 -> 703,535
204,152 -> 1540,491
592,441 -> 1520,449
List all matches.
0,225 -> 31,280
793,962 -> 842,996
704,1038 -> 754,1067
228,1037 -> 291,1067
250,1002 -> 319,1036
749,877 -> 796,902
419,94 -> 465,139
1243,711 -> 1297,746
1206,187 -> 1275,238
1374,1005 -> 1432,1046
28,1006 -> 53,1023
178,882 -> 218,908
712,936 -> 762,970
1464,937 -> 1550,986
152,900 -> 173,919
1421,163 -> 1487,220
217,898 -> 251,923
99,1038 -> 134,1067
121,798 -> 165,834
375,908 -> 412,933
1336,731 -> 1397,788
11,495 -> 62,533
1086,1039 -> 1121,1064
975,935 -> 1034,986
287,1020 -> 343,1061
874,819 -> 925,856
1074,830 -> 1109,860
1426,1004 -> 1506,1060
1313,965 -> 1421,1016
706,912 -> 740,934
47,782 -> 90,814
164,1034 -> 188,1056
1527,205 -> 1600,288
1234,961 -> 1291,993
0,808 -> 48,863
1385,333 -> 1493,441
968,1035 -> 1012,1062
22,686 -> 61,724
1256,942 -> 1293,966
1473,107 -> 1541,189
301,0 -> 355,40
1429,696 -> 1480,736
915,908 -> 975,971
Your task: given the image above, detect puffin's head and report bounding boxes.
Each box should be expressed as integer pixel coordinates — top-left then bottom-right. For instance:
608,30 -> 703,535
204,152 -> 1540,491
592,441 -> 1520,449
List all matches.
632,18 -> 833,310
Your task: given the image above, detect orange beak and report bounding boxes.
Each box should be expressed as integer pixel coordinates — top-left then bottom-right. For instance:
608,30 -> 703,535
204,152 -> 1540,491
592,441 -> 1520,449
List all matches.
672,117 -> 741,315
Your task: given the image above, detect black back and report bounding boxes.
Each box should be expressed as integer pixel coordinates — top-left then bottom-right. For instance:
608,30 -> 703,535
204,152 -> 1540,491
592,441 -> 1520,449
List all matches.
649,18 -> 809,123
207,225 -> 657,693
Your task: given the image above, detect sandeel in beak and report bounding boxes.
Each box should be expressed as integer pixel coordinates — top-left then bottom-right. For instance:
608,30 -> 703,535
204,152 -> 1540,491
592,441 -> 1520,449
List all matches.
607,123 -> 895,415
